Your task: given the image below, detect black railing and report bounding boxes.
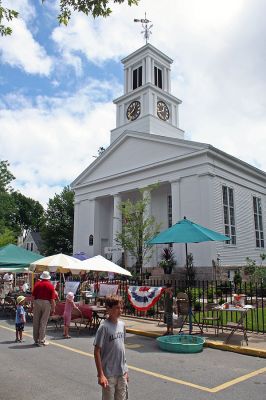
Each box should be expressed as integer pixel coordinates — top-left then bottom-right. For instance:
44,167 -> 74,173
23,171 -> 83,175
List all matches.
85,278 -> 266,333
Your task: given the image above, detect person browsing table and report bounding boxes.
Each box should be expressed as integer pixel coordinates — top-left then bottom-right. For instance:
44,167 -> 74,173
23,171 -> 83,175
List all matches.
32,271 -> 56,346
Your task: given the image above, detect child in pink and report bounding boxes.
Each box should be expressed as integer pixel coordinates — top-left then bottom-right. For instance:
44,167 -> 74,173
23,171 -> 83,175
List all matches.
63,292 -> 80,338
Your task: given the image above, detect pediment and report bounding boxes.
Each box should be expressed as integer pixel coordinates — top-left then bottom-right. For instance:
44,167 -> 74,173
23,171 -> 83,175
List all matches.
72,132 -> 207,187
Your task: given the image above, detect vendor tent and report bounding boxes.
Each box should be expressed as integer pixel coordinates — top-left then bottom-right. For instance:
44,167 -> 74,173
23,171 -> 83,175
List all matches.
0,244 -> 43,269
79,255 -> 132,276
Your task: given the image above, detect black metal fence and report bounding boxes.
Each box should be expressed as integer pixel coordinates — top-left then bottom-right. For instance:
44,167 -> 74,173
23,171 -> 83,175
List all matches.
85,278 -> 266,334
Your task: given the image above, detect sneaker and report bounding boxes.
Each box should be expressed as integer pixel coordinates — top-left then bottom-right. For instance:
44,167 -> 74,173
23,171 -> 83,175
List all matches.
15,339 -> 19,343
34,342 -> 41,347
40,341 -> 49,346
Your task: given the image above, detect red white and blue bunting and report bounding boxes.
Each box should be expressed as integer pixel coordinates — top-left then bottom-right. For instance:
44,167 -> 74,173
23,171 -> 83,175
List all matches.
127,286 -> 164,311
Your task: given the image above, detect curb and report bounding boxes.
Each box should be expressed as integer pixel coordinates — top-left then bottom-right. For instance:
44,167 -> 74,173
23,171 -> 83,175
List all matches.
126,328 -> 266,359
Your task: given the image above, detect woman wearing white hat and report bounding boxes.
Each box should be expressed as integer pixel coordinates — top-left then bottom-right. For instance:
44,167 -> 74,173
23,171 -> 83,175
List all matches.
32,271 -> 56,346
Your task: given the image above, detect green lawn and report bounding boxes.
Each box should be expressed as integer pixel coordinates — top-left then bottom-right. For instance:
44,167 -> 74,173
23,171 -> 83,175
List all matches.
195,308 -> 266,332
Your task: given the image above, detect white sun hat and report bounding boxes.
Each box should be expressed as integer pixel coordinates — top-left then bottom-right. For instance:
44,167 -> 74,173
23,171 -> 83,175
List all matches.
40,271 -> 51,280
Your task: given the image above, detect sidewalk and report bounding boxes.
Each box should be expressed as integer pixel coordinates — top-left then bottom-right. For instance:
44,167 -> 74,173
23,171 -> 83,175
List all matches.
122,316 -> 266,358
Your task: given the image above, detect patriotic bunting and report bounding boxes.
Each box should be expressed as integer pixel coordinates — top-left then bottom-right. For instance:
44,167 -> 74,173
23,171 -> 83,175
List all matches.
127,286 -> 164,311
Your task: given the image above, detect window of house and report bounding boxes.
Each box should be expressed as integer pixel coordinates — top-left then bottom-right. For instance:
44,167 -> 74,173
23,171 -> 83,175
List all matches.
154,66 -> 162,89
30,242 -> 34,251
26,243 -> 29,250
222,185 -> 236,245
253,196 -> 264,248
167,195 -> 173,247
167,195 -> 172,228
133,66 -> 142,90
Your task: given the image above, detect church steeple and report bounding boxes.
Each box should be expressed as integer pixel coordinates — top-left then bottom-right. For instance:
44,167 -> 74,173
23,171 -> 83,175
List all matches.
110,43 -> 184,143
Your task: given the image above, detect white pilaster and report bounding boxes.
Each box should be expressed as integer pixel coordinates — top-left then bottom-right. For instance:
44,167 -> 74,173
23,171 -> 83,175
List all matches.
112,194 -> 122,263
151,59 -> 154,84
124,68 -> 127,93
163,67 -> 167,91
142,59 -> 146,84
170,180 -> 183,267
128,67 -> 132,91
88,199 -> 96,257
73,201 -> 80,254
167,68 -> 171,92
143,189 -> 152,269
146,56 -> 151,83
171,180 -> 181,224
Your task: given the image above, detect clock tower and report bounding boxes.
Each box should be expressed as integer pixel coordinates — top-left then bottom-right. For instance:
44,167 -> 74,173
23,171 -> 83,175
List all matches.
110,43 -> 185,143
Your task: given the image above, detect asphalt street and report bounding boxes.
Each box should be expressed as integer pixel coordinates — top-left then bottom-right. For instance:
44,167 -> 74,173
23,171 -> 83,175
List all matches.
0,319 -> 265,400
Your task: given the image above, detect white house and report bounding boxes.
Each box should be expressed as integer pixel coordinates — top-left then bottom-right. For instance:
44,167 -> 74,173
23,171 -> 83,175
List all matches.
71,43 -> 266,278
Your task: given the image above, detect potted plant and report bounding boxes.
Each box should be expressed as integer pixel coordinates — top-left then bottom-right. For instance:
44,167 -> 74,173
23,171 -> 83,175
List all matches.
159,247 -> 176,274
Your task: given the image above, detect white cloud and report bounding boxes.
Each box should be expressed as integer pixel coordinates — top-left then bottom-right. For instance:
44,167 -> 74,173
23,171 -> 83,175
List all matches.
0,1 -> 53,75
0,79 -> 121,205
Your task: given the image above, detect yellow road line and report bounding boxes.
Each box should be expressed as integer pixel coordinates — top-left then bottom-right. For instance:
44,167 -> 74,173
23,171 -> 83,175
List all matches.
0,324 -> 265,393
210,367 -> 266,393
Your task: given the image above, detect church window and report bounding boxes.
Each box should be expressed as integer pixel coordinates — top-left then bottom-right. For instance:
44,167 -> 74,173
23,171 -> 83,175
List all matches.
222,186 -> 236,245
89,234 -> 94,246
168,195 -> 173,247
154,66 -> 162,89
133,66 -> 142,90
253,197 -> 264,248
167,195 -> 172,228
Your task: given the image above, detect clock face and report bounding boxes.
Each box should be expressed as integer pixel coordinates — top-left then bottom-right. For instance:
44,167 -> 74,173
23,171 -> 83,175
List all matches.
157,101 -> 170,121
126,100 -> 141,121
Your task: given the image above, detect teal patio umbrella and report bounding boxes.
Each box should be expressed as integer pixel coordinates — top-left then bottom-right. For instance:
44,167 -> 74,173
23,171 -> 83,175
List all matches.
149,217 -> 229,269
148,217 -> 230,334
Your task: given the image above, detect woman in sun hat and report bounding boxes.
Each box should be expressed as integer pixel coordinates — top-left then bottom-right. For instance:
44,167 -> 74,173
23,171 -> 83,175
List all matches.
63,291 -> 80,339
32,270 -> 56,346
15,295 -> 26,342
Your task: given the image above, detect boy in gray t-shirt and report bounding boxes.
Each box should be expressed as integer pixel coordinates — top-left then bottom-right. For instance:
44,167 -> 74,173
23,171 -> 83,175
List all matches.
94,295 -> 128,400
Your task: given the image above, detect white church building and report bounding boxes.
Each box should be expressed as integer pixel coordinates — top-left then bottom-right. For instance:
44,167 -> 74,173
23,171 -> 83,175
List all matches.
71,43 -> 266,278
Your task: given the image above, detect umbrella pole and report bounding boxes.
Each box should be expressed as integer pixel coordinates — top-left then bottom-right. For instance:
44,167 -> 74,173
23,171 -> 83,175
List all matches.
185,243 -> 193,334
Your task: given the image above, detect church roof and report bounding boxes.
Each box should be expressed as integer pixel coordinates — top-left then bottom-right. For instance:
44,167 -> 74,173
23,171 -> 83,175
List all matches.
71,130 -> 265,191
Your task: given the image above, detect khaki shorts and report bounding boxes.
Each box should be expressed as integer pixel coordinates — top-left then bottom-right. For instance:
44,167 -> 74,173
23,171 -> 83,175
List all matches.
102,375 -> 128,400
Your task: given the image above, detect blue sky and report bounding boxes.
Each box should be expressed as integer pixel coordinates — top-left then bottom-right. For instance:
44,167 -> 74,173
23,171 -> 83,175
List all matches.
0,0 -> 265,206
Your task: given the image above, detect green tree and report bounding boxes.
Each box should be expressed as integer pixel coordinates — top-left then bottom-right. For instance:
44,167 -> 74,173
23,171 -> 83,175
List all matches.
11,192 -> 44,235
0,159 -> 44,243
0,227 -> 16,246
1,1 -> 139,36
41,186 -> 74,255
244,255 -> 266,283
115,185 -> 161,279
0,160 -> 15,192
55,0 -> 140,25
0,1 -> 18,36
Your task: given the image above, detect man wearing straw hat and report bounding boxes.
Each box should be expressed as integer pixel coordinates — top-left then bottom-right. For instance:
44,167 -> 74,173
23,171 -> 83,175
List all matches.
32,271 -> 56,346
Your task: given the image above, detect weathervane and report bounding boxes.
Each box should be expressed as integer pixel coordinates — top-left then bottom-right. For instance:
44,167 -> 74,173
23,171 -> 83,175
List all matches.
134,12 -> 153,44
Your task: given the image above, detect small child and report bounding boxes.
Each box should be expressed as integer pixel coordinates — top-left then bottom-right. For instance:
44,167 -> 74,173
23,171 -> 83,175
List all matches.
15,295 -> 26,342
94,295 -> 128,400
163,283 -> 174,336
63,292 -> 80,338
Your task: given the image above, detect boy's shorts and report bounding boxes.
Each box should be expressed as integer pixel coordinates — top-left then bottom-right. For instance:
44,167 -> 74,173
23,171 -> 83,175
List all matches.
164,312 -> 173,327
15,323 -> 24,331
102,374 -> 128,400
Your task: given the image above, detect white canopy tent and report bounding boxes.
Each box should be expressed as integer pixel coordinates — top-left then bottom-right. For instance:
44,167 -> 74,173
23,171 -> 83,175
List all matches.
69,255 -> 132,277
29,253 -> 83,273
